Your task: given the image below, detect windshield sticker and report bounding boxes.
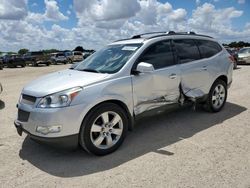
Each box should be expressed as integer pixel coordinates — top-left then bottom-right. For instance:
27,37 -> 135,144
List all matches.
122,46 -> 138,51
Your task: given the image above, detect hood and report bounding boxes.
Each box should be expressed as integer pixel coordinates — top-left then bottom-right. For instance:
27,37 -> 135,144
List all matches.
22,69 -> 110,97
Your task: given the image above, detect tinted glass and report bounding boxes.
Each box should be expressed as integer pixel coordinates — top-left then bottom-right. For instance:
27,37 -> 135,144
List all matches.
173,39 -> 200,63
137,40 -> 175,69
239,48 -> 250,53
196,40 -> 222,58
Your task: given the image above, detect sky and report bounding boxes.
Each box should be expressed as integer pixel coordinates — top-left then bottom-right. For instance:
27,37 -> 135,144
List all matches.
0,0 -> 249,52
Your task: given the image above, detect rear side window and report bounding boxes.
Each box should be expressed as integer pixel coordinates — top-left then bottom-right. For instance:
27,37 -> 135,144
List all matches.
195,40 -> 222,58
137,40 -> 175,69
173,39 -> 200,63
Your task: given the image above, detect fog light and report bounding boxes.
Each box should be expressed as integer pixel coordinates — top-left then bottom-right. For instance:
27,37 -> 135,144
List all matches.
36,125 -> 62,135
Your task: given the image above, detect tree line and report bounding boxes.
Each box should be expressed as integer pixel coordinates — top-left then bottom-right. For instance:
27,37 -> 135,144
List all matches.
2,41 -> 249,56
0,46 -> 95,56
222,41 -> 250,48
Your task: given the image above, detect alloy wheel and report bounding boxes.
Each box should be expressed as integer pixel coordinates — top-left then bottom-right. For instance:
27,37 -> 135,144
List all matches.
212,84 -> 226,109
90,111 -> 123,149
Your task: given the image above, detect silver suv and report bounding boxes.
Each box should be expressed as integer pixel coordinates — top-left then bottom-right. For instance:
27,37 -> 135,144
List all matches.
15,31 -> 233,155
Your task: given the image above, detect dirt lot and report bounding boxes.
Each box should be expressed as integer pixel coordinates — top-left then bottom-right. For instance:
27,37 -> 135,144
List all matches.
0,65 -> 250,188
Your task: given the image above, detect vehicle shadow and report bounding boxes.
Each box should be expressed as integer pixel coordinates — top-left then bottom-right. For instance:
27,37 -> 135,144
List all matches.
0,100 -> 5,110
19,102 -> 246,177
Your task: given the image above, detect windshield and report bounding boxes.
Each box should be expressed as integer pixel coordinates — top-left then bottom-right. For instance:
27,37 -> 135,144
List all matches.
239,48 -> 250,54
75,43 -> 142,74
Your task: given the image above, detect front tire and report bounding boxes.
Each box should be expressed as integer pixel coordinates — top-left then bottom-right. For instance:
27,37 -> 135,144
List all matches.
204,79 -> 227,112
79,103 -> 128,155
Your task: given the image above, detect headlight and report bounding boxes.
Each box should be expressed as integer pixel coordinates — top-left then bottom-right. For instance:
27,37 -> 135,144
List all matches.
37,87 -> 82,108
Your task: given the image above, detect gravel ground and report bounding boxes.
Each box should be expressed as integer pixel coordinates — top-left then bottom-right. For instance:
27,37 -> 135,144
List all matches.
0,65 -> 249,188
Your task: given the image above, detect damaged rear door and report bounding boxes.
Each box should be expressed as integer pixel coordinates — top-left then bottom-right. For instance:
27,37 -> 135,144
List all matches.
131,40 -> 181,115
173,39 -> 210,99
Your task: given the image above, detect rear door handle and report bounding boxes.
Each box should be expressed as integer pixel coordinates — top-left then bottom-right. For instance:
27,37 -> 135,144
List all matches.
169,73 -> 177,79
201,66 -> 207,71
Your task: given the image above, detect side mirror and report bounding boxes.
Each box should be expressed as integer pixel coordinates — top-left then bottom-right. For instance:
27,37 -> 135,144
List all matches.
136,62 -> 154,74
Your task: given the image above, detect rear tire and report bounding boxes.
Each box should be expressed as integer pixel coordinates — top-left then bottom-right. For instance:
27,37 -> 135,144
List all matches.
204,79 -> 227,112
79,103 -> 128,155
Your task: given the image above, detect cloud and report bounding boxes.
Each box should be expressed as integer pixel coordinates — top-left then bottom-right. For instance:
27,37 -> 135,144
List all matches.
27,0 -> 68,23
44,0 -> 68,21
188,3 -> 243,35
0,1 -> 250,52
195,0 -> 201,5
238,0 -> 245,4
0,0 -> 27,20
74,0 -> 141,21
32,2 -> 38,7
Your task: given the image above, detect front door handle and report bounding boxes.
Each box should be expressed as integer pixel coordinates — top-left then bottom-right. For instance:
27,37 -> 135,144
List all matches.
169,73 -> 177,79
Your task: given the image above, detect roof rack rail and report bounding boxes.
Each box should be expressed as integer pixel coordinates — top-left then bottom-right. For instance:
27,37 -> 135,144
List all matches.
147,31 -> 213,39
131,31 -> 167,39
167,31 -> 196,35
114,31 -> 213,42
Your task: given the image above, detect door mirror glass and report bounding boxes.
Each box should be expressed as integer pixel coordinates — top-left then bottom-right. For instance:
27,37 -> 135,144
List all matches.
136,62 -> 154,73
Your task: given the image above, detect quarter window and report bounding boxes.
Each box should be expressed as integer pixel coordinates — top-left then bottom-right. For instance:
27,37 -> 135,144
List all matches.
196,40 -> 222,58
137,40 -> 175,69
173,39 -> 201,64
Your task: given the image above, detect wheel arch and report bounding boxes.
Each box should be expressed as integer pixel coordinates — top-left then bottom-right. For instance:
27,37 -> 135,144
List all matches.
215,75 -> 228,85
81,99 -> 134,131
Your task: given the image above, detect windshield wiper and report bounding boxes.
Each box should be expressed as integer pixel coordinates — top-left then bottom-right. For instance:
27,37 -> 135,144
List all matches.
79,68 -> 100,73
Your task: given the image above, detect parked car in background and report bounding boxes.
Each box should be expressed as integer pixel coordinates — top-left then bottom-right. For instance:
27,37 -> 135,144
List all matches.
51,52 -> 68,65
3,55 -> 26,68
72,51 -> 83,62
237,47 -> 250,64
0,82 -> 2,95
83,52 -> 93,59
64,51 -> 74,63
23,51 -> 51,66
0,57 -> 3,70
226,48 -> 237,69
15,31 -> 233,155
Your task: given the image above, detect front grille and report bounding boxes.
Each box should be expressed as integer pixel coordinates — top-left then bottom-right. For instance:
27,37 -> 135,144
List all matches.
18,109 -> 30,122
21,94 -> 36,105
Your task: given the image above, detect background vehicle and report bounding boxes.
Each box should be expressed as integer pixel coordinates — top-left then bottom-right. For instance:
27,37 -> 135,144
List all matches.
72,51 -> 83,62
15,31 -> 233,156
23,51 -> 51,66
0,57 -> 3,70
64,51 -> 74,63
0,82 -> 2,95
50,52 -> 68,65
237,47 -> 250,64
226,48 -> 238,69
3,55 -> 26,68
83,52 -> 93,59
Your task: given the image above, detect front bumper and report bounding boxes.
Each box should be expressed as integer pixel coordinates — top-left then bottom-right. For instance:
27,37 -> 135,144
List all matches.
237,58 -> 250,64
14,120 -> 78,148
15,101 -> 87,138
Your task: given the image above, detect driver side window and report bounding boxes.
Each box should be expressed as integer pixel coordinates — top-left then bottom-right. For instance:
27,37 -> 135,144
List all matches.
137,40 -> 175,69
